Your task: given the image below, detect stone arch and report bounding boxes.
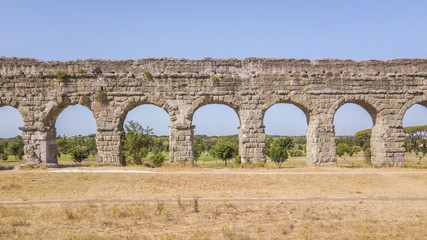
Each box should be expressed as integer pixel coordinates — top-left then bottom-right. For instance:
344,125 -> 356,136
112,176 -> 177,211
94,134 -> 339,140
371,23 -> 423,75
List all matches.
43,95 -> 92,126
0,96 -> 27,122
261,96 -> 312,126
329,97 -> 379,126
117,97 -> 173,131
397,96 -> 427,124
186,96 -> 241,125
0,104 -> 25,137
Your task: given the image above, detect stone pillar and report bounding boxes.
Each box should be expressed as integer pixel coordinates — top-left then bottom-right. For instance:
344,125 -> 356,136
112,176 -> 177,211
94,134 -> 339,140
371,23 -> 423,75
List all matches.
239,110 -> 266,163
94,105 -> 125,165
169,124 -> 194,162
371,120 -> 405,167
96,127 -> 124,165
18,125 -> 59,167
306,116 -> 337,166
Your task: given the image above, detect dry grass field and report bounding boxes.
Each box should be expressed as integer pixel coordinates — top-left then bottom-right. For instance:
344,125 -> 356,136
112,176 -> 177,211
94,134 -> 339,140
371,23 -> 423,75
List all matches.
0,166 -> 426,239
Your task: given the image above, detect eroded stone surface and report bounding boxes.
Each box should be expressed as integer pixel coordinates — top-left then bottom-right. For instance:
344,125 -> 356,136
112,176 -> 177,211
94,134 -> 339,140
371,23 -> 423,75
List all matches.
1,57 -> 426,167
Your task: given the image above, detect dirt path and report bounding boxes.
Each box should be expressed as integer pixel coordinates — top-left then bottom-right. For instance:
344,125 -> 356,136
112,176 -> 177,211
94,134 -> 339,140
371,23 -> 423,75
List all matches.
2,196 -> 427,206
45,168 -> 427,175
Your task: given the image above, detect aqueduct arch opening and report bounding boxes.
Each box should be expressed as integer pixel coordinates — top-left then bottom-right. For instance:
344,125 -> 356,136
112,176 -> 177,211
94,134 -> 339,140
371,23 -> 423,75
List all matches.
263,102 -> 309,165
1,57 -> 425,167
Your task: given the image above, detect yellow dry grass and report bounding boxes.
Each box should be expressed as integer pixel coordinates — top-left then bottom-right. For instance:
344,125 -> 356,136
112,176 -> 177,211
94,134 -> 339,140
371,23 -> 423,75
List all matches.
0,167 -> 426,239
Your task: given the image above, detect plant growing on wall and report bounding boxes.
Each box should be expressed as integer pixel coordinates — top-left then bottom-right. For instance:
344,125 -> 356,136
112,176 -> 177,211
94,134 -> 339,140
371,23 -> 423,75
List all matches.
143,70 -> 152,79
210,74 -> 219,82
56,70 -> 68,82
80,97 -> 91,108
95,91 -> 107,104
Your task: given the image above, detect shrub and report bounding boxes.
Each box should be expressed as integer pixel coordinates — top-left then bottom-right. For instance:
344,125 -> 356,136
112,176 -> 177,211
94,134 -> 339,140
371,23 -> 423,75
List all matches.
149,152 -> 165,167
336,143 -> 349,157
234,155 -> 241,165
95,91 -> 107,103
210,74 -> 219,82
294,150 -> 303,157
123,121 -> 153,165
56,70 -> 68,82
76,69 -> 85,74
213,141 -> 238,167
143,70 -> 152,79
70,145 -> 90,164
80,97 -> 91,107
267,146 -> 288,167
364,148 -> 372,164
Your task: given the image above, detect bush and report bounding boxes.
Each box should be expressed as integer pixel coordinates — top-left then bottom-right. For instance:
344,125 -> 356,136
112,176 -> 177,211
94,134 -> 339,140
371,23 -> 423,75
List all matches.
336,143 -> 349,157
364,148 -> 372,164
267,146 -> 288,167
143,70 -> 152,79
70,145 -> 90,164
76,69 -> 86,74
80,97 -> 91,107
213,141 -> 238,167
149,152 -> 165,167
123,121 -> 153,165
56,70 -> 68,82
294,150 -> 303,157
234,155 -> 242,165
95,91 -> 107,103
210,74 -> 219,82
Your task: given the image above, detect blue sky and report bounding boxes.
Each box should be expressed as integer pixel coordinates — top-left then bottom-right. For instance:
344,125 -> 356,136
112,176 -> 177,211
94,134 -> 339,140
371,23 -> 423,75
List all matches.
0,0 -> 426,137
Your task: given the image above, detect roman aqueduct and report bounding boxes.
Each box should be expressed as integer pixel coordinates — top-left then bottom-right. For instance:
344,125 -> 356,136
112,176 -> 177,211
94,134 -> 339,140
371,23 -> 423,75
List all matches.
0,57 -> 426,167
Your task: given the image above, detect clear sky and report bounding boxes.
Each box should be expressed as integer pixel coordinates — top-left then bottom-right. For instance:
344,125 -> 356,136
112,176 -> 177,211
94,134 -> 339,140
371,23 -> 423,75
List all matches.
0,0 -> 426,138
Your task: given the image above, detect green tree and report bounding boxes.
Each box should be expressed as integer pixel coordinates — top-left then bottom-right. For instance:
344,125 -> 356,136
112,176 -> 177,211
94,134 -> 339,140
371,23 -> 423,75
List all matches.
355,129 -> 371,149
70,145 -> 90,164
352,146 -> 361,154
57,138 -> 71,155
275,137 -> 294,150
122,121 -> 154,165
267,146 -> 288,167
336,143 -> 349,157
193,139 -> 203,163
7,135 -> 24,160
0,144 -> 7,160
213,141 -> 238,167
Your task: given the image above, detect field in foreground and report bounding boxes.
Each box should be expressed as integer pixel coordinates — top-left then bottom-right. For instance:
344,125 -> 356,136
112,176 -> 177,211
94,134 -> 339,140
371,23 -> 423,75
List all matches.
0,167 -> 426,239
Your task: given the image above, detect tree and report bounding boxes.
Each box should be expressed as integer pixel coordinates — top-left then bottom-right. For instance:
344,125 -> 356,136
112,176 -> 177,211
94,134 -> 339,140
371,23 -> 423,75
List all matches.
267,146 -> 288,167
352,146 -> 361,154
70,145 -> 90,164
213,141 -> 238,167
0,143 -> 8,160
193,139 -> 203,163
7,135 -> 24,160
355,129 -> 371,149
275,137 -> 294,150
336,143 -> 349,157
122,121 -> 154,165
